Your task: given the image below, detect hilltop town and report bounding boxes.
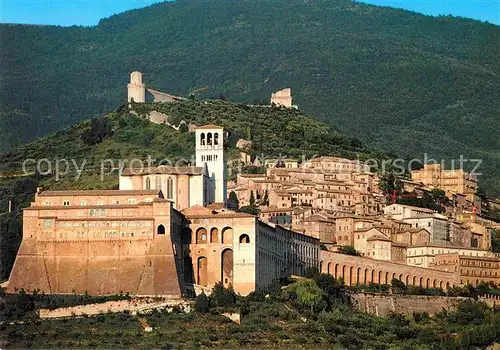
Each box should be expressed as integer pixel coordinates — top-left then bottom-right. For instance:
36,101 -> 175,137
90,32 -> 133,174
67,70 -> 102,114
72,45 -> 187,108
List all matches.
3,72 -> 499,299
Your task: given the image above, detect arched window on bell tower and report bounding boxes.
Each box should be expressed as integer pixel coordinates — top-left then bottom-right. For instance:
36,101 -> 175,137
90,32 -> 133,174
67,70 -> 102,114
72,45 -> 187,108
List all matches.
200,133 -> 206,146
214,133 -> 219,145
207,133 -> 213,146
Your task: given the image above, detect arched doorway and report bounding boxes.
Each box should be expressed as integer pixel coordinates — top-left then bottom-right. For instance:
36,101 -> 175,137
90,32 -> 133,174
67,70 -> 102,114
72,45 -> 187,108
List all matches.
197,257 -> 208,286
335,264 -> 339,279
221,249 -> 234,288
222,227 -> 233,244
327,262 -> 332,275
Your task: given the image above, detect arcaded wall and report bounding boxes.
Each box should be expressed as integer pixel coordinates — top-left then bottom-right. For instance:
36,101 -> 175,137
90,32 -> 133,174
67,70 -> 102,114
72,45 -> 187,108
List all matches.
320,251 -> 458,289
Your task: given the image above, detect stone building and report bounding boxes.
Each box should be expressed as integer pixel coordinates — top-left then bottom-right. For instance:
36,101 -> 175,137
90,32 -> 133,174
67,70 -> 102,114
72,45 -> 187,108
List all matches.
182,205 -> 319,295
432,253 -> 500,286
119,165 -> 209,211
411,163 -> 478,195
270,88 -> 293,108
8,190 -> 185,296
406,244 -> 491,268
127,71 -> 146,103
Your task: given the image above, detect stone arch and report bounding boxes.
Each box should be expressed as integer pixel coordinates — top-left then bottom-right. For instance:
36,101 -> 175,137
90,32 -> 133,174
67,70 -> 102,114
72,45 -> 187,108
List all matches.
200,133 -> 206,146
392,273 -> 396,282
433,279 -> 437,288
405,275 -> 409,286
157,224 -> 165,235
371,270 -> 375,284
356,267 -> 361,285
221,227 -> 233,244
364,268 -> 369,285
439,281 -> 444,290
412,276 -> 417,286
210,227 -> 219,243
207,132 -> 213,146
446,282 -> 450,290
319,261 -> 323,273
399,274 -> 403,281
378,271 -> 382,284
239,234 -> 250,243
196,227 -> 208,244
385,272 -> 389,284
342,265 -> 347,281
335,264 -> 339,279
327,262 -> 332,275
349,266 -> 354,286
197,257 -> 208,286
221,248 -> 233,288
419,277 -> 424,287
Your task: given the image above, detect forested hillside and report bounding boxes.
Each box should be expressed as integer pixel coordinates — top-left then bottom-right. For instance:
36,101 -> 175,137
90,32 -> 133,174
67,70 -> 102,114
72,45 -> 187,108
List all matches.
0,0 -> 499,194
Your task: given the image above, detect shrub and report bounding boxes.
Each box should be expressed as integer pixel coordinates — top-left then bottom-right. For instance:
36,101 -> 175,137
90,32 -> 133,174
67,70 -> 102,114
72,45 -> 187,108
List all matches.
195,292 -> 210,313
209,282 -> 236,308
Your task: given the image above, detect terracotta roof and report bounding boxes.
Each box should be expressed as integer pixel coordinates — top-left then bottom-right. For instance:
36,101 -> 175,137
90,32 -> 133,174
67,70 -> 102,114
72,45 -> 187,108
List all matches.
38,190 -> 161,197
122,165 -> 204,176
195,124 -> 224,130
367,234 -> 392,242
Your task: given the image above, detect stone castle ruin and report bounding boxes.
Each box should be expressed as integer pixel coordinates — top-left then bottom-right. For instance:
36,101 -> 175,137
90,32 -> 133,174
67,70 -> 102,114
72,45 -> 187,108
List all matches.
127,71 -> 185,104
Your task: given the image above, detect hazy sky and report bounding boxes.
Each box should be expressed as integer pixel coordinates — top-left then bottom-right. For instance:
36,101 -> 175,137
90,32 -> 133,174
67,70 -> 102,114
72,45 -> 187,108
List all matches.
0,0 -> 498,26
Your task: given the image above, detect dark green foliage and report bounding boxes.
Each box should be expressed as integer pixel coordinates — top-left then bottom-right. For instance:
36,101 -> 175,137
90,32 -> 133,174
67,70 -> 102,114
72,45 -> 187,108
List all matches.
492,229 -> 500,253
209,282 -> 236,308
337,245 -> 360,256
391,278 -> 407,295
194,292 -> 209,314
227,191 -> 239,210
249,190 -> 255,207
238,205 -> 259,216
81,117 -> 113,146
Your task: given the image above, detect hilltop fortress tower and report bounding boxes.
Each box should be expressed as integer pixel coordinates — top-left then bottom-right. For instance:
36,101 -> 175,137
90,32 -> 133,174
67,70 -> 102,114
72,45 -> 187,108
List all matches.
128,71 -> 146,103
195,125 -> 227,205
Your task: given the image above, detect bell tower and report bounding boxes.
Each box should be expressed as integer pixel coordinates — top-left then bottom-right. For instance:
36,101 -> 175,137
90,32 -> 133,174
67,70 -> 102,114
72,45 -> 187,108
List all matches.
127,71 -> 146,103
195,125 -> 227,205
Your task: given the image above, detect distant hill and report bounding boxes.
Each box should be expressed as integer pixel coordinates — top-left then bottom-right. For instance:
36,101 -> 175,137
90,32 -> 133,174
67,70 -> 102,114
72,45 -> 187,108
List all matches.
0,0 -> 499,195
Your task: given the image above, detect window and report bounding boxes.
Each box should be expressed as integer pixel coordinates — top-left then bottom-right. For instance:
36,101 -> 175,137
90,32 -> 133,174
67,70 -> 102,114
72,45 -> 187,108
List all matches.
128,198 -> 136,204
239,234 -> 250,244
214,133 -> 219,145
43,201 -> 51,206
62,200 -> 70,206
80,200 -> 86,206
113,200 -> 120,205
145,177 -> 151,190
167,177 -> 173,199
155,176 -> 161,190
96,201 -> 104,206
207,132 -> 213,146
200,133 -> 206,146
157,224 -> 165,235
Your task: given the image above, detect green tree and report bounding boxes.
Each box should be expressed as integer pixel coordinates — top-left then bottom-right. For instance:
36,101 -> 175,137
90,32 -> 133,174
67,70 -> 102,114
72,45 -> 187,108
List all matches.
195,292 -> 210,313
378,173 -> 403,204
338,245 -> 360,256
249,190 -> 255,207
228,191 -> 239,210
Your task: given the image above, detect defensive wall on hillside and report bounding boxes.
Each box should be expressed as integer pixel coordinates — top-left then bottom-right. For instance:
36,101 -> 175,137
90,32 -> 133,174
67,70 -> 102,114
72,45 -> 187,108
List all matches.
320,251 -> 458,289
351,293 -> 466,316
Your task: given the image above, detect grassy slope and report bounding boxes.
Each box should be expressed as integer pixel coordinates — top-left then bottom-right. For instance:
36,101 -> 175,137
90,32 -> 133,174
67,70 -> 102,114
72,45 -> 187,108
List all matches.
0,0 -> 499,195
